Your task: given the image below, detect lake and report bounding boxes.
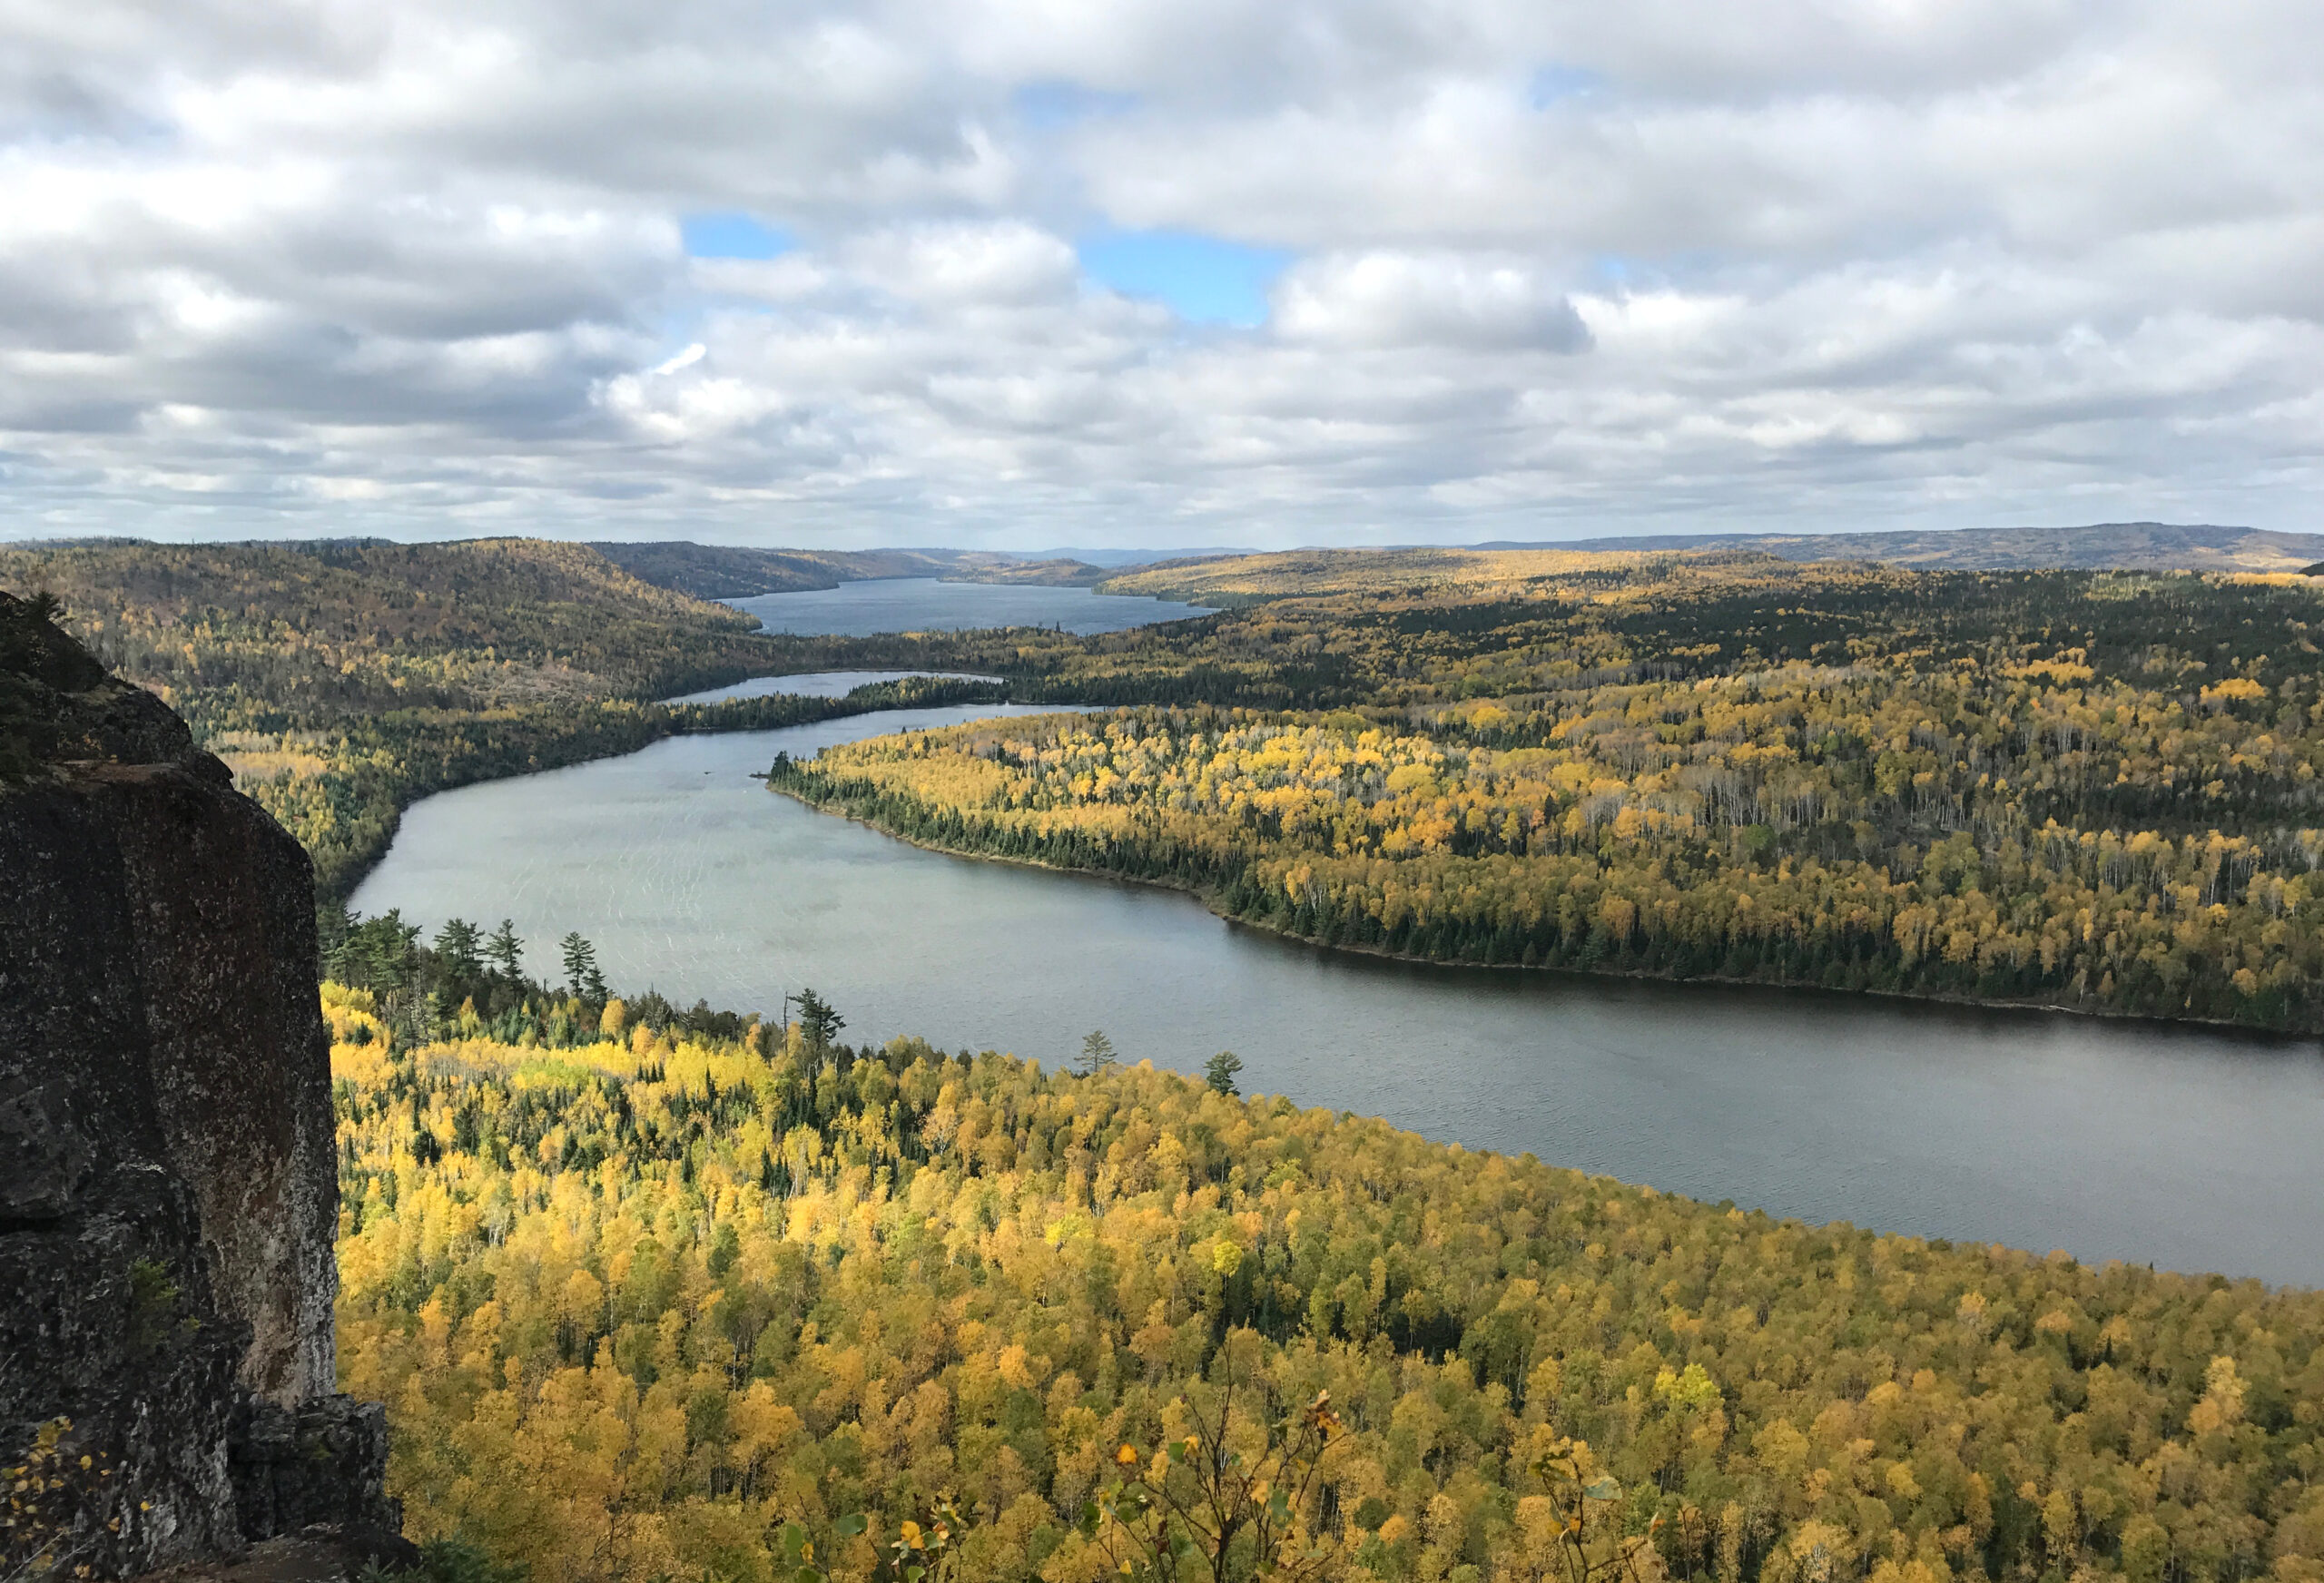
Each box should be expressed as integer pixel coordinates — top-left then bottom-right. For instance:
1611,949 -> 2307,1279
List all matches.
664,670 -> 1001,704
731,578 -> 1215,636
352,701 -> 2324,1288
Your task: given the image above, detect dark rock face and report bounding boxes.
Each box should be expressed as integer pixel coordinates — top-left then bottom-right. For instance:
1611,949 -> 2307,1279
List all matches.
0,593 -> 398,1578
229,1397 -> 409,1562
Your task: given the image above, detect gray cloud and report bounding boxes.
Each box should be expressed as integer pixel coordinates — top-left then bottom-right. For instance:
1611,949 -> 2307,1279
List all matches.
0,0 -> 2318,546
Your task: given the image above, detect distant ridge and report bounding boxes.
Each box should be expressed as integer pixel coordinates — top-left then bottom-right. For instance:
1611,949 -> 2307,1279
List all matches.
587,542 -> 1117,599
1020,546 -> 1258,567
1476,521 -> 2324,573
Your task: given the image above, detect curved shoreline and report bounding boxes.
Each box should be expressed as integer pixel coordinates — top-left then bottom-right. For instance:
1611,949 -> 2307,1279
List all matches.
767,780 -> 2317,1047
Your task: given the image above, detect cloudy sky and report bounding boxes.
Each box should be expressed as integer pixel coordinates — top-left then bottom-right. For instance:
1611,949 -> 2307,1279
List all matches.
4,0 -> 2320,549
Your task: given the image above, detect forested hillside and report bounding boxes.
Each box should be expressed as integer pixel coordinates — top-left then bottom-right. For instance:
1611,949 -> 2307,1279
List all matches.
774,559 -> 2324,1031
330,984 -> 2324,1583
1503,526 -> 2324,575
590,544 -> 1107,601
0,540 -> 1013,898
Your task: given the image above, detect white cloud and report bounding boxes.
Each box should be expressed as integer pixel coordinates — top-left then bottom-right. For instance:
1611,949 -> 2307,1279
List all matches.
0,0 -> 2318,546
1275,253 -> 1589,350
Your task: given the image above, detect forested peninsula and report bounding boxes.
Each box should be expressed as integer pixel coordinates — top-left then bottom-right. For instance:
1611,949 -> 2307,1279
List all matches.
773,553 -> 2324,1032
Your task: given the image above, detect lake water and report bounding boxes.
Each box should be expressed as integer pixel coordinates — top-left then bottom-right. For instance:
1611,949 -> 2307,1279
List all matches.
665,670 -> 1002,704
352,701 -> 2324,1288
731,578 -> 1215,636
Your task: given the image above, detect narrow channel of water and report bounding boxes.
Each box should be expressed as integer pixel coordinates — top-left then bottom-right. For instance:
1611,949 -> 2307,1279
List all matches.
664,670 -> 1002,704
351,702 -> 2324,1287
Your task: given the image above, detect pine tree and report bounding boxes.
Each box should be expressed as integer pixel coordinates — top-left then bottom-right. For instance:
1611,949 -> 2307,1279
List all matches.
1204,1049 -> 1244,1096
485,919 -> 524,978
317,900 -> 354,980
560,933 -> 599,998
792,988 -> 844,1053
1078,1029 -> 1119,1077
434,918 -> 482,977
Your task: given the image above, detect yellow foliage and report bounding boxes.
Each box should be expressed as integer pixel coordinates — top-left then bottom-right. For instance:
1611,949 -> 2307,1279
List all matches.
331,1003 -> 2324,1583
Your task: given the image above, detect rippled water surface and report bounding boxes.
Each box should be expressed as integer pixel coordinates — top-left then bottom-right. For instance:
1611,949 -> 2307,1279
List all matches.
354,700 -> 2324,1287
731,578 -> 1214,636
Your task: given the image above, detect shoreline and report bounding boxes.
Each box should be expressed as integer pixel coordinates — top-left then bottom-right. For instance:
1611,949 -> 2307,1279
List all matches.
308,676 -> 963,906
767,780 -> 2319,1047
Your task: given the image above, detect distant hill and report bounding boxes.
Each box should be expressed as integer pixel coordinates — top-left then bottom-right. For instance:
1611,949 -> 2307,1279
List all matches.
1096,545 -> 1689,604
1018,545 -> 1259,567
589,542 -> 1112,599
0,536 -> 811,897
602,526 -> 2324,602
1481,521 -> 2324,572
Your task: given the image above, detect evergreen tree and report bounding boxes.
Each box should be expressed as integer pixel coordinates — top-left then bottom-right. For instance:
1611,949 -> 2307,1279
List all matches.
485,919 -> 524,978
792,988 -> 844,1052
343,909 -> 420,990
317,900 -> 354,980
1078,1029 -> 1119,1077
1204,1049 -> 1244,1096
434,918 -> 483,977
559,932 -> 600,998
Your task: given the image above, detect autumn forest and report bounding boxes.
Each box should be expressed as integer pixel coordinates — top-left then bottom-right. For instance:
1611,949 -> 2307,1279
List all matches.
7,536 -> 2324,1583
777,555 -> 2324,1032
327,973 -> 2324,1583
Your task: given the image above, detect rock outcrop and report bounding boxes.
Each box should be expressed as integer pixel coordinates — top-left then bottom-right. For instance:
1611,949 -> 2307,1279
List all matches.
0,592 -> 405,1578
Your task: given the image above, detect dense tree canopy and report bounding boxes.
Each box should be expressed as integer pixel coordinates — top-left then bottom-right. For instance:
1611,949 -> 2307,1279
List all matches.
772,560 -> 2324,1030
331,988 -> 2324,1583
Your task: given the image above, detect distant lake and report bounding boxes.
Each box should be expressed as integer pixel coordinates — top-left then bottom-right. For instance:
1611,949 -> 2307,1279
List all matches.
731,577 -> 1214,636
354,693 -> 2324,1289
664,670 -> 1001,705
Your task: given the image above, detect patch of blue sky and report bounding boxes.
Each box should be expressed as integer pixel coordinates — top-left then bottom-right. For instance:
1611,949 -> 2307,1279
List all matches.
1013,80 -> 1137,129
1078,231 -> 1290,328
681,212 -> 790,260
1528,64 -> 1605,107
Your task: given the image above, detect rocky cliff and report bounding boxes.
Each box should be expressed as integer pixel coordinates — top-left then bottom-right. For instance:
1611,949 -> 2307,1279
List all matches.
0,591 -> 405,1578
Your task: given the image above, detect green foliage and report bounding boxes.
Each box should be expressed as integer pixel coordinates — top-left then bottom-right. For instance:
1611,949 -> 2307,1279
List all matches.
562,934 -> 606,1000
792,989 -> 845,1053
320,908 -> 761,1057
840,677 -> 1009,712
374,1535 -> 532,1583
485,920 -> 524,979
434,919 -> 484,978
126,1257 -> 183,1356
